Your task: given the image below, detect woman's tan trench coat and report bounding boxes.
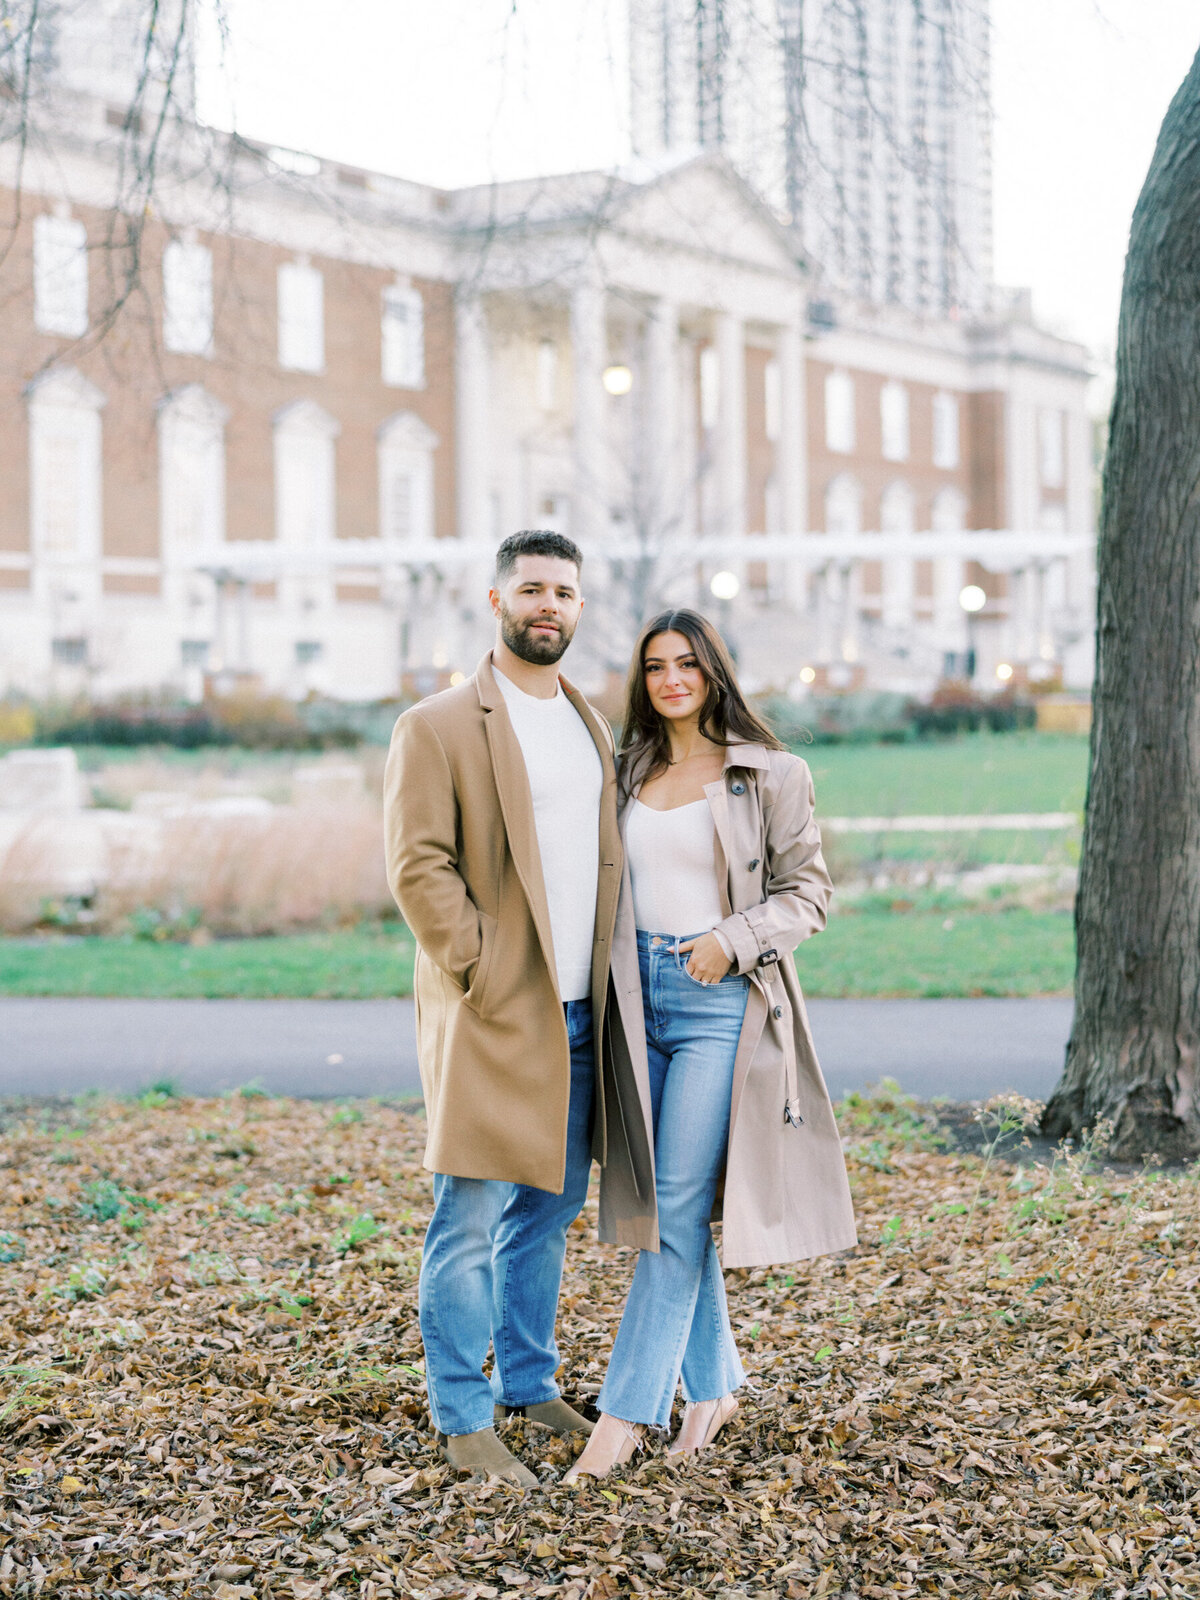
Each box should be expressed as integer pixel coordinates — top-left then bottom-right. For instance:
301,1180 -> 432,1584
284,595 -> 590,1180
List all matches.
602,744 -> 858,1269
383,652 -> 658,1251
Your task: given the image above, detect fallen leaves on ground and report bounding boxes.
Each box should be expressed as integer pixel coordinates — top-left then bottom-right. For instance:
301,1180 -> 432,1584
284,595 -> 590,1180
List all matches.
0,1089 -> 1197,1599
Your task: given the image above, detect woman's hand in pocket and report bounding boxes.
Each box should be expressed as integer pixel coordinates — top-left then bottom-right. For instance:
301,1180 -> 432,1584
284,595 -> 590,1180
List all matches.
679,932 -> 733,985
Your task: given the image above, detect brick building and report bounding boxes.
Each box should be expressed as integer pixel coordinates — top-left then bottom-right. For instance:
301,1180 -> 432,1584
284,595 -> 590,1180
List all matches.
0,7 -> 1093,703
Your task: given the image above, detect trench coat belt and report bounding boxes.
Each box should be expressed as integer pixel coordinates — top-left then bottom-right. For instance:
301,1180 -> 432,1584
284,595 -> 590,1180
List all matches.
751,960 -> 804,1129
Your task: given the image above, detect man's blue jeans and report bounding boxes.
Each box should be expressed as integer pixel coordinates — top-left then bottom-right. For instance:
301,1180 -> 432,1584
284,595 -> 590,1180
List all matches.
597,932 -> 748,1428
418,998 -> 595,1437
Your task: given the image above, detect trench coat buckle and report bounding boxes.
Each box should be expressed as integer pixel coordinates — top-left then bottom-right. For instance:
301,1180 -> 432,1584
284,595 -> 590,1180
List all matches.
784,1098 -> 804,1129
757,947 -> 780,967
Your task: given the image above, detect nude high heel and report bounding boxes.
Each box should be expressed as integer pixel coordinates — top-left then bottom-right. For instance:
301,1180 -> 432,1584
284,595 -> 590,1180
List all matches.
665,1394 -> 739,1457
562,1413 -> 644,1484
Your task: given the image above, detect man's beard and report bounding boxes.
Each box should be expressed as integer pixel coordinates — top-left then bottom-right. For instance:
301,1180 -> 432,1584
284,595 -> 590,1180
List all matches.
499,605 -> 575,665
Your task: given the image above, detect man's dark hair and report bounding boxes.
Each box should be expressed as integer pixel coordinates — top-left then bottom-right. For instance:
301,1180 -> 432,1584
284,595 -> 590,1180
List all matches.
495,530 -> 583,585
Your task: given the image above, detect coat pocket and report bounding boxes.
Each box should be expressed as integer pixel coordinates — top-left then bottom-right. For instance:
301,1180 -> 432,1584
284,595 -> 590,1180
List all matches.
463,911 -> 498,1015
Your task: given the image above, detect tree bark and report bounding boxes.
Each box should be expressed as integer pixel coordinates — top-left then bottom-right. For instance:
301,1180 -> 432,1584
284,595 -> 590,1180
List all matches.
1044,46 -> 1200,1160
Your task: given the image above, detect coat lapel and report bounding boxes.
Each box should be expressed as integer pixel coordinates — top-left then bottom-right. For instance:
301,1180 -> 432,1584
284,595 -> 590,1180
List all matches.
562,679 -> 622,1020
476,653 -> 558,988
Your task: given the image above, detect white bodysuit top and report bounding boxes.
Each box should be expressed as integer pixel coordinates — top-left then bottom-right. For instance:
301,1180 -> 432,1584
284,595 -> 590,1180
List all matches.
625,797 -> 725,936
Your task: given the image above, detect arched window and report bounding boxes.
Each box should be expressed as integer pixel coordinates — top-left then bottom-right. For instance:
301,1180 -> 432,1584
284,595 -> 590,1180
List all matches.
824,472 -> 861,535
158,385 -> 229,556
880,479 -> 915,535
273,400 -> 339,547
931,485 -> 966,533
377,412 -> 438,543
26,367 -> 105,561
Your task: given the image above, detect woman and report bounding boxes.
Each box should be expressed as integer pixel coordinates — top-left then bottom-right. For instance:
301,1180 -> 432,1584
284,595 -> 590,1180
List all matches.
566,609 -> 857,1482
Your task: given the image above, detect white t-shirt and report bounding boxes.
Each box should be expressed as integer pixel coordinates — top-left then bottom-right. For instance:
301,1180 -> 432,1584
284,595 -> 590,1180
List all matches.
494,664 -> 603,1002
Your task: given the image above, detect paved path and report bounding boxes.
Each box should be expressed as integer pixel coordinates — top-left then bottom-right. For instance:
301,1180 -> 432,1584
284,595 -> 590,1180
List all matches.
0,996 -> 1072,1103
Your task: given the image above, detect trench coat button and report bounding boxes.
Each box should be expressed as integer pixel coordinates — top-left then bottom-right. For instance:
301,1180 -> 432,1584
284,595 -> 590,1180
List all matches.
731,781 -> 745,795
773,1005 -> 783,1018
748,858 -> 760,870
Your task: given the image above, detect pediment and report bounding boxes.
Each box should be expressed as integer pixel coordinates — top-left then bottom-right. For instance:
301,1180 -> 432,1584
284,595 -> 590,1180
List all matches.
611,157 -> 801,276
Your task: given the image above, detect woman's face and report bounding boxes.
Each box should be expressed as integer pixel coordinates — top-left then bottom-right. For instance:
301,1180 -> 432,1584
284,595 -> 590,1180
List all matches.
643,630 -> 708,724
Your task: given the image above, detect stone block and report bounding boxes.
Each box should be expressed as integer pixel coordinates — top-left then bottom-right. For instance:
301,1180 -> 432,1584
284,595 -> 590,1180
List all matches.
0,748 -> 85,811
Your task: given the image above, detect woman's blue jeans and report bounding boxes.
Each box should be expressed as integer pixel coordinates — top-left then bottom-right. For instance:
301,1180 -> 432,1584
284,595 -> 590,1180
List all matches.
597,932 -> 748,1428
418,998 -> 595,1438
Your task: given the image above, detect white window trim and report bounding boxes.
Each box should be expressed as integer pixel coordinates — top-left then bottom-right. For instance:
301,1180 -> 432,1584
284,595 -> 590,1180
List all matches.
34,213 -> 88,338
278,260 -> 325,374
273,399 -> 340,548
825,370 -> 855,454
824,471 -> 862,535
157,384 -> 230,560
377,411 -> 438,543
880,480 -> 916,536
880,381 -> 910,463
26,367 -> 106,564
932,390 -> 960,470
163,239 -> 214,358
382,284 -> 426,389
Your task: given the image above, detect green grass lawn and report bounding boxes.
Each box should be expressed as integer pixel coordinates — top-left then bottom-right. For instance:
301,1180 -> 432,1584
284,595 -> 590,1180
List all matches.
805,731 -> 1088,817
0,927 -> 416,1000
0,909 -> 1073,999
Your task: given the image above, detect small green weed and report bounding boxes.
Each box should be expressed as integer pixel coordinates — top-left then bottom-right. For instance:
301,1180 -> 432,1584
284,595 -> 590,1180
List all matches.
0,1231 -> 25,1263
75,1178 -> 164,1229
331,1213 -> 385,1256
48,1262 -> 109,1301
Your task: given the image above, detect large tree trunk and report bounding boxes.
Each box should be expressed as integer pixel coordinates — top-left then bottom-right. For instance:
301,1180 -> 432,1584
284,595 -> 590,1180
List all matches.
1043,47 -> 1200,1160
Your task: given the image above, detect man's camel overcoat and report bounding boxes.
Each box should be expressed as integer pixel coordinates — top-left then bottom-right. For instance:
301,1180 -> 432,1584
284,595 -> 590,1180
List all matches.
616,743 -> 857,1268
383,651 -> 659,1251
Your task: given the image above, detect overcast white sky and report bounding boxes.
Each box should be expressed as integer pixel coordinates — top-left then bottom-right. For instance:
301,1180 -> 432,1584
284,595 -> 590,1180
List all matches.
200,0 -> 1200,364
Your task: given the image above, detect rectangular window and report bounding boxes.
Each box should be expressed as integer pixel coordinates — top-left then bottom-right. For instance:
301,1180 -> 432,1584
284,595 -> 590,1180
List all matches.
382,285 -> 425,388
824,370 -> 855,453
51,637 -> 88,666
34,214 -> 88,337
163,240 -> 213,357
278,262 -> 325,372
381,464 -> 414,540
763,358 -> 781,443
1039,408 -> 1065,488
932,390 -> 960,469
180,639 -> 210,668
295,640 -> 323,666
880,381 -> 909,462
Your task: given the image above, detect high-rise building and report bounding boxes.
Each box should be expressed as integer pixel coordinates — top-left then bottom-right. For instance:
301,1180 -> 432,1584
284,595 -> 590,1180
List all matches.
629,0 -> 993,316
1,0 -> 196,117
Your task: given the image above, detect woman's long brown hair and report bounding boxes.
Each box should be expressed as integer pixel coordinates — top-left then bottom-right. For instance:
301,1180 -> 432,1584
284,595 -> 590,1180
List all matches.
619,608 -> 784,790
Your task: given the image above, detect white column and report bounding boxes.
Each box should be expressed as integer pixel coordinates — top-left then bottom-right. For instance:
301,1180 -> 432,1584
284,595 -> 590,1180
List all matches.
676,333 -> 699,542
644,296 -> 679,538
713,311 -> 747,541
454,290 -> 491,541
776,317 -> 806,605
570,272 -> 607,546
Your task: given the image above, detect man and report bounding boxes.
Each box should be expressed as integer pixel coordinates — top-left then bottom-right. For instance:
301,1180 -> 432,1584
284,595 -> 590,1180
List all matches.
384,530 -> 656,1487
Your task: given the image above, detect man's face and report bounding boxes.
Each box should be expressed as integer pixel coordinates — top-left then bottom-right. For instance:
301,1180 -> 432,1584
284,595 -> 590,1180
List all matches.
490,555 -> 583,665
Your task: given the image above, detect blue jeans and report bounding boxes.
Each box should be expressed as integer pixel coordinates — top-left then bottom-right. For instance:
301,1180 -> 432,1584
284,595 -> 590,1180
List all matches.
418,998 -> 595,1437
597,932 -> 748,1428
